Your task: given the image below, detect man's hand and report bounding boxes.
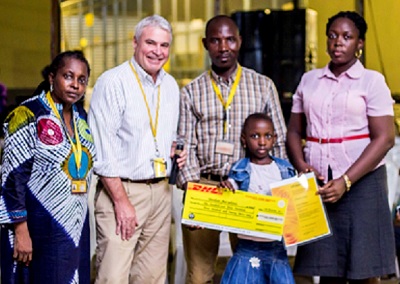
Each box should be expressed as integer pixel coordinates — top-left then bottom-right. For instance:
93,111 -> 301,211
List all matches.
100,176 -> 140,241
170,142 -> 188,169
176,148 -> 187,169
219,180 -> 235,193
13,221 -> 32,265
114,198 -> 138,241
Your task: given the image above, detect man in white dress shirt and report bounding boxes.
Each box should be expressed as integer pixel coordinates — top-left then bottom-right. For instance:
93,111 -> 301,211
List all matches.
88,15 -> 185,284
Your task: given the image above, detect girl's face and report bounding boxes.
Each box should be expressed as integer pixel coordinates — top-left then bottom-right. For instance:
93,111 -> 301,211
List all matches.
241,118 -> 276,165
326,17 -> 364,71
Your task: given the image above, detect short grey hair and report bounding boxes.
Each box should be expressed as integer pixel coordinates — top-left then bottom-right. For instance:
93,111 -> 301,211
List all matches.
134,14 -> 172,43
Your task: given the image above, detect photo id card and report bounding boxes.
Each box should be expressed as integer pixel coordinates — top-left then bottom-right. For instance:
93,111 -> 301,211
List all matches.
153,157 -> 167,178
71,179 -> 87,194
215,140 -> 234,156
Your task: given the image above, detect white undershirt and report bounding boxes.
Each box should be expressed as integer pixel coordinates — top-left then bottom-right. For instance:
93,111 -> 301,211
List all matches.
229,161 -> 282,242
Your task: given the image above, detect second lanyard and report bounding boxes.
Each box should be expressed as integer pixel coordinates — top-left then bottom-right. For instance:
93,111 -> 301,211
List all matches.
209,64 -> 242,136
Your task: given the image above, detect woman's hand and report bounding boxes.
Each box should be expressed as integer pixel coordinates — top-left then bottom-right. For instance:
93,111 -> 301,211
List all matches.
394,210 -> 400,226
13,221 -> 32,265
298,163 -> 325,186
317,177 -> 347,203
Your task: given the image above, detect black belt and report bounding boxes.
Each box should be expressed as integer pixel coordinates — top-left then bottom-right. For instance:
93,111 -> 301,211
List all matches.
121,177 -> 165,185
200,173 -> 227,182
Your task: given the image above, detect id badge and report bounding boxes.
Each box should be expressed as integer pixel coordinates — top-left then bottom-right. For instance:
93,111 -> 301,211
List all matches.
215,140 -> 234,156
71,179 -> 87,194
153,157 -> 167,178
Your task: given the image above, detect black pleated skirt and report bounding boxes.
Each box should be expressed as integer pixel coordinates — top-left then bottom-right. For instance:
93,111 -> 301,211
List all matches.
294,165 -> 396,279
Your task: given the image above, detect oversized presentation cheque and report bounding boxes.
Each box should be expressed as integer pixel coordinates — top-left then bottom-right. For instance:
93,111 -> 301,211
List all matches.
270,172 -> 331,246
181,182 -> 289,240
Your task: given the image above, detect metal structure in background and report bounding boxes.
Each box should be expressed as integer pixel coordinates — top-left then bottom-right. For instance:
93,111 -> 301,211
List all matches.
232,8 -> 317,122
59,0 -> 216,86
59,0 -> 308,87
355,0 -> 365,65
51,0 -> 61,60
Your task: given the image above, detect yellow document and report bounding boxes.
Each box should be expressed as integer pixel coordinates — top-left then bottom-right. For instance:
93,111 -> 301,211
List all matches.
270,172 -> 331,247
181,182 -> 288,240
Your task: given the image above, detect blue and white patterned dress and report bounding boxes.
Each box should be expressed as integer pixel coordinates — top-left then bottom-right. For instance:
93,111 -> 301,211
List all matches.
0,91 -> 95,284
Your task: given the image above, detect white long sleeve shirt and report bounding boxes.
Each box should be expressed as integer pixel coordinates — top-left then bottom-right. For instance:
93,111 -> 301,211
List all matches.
88,57 -> 180,179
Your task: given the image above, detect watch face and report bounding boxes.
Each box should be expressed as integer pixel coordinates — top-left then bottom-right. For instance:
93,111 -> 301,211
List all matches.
343,175 -> 351,191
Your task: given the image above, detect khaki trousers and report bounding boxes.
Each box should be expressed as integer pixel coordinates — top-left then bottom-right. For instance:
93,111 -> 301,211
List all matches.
182,178 -> 237,284
94,180 -> 171,284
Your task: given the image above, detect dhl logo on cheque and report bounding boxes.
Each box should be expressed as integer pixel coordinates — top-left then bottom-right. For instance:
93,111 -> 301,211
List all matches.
190,183 -> 222,195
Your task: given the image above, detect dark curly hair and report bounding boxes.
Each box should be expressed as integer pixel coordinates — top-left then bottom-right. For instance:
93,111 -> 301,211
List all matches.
326,11 -> 367,40
49,50 -> 91,78
242,113 -> 274,134
33,50 -> 91,95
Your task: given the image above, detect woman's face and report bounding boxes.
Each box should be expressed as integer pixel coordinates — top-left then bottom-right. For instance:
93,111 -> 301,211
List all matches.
326,17 -> 363,68
49,57 -> 89,106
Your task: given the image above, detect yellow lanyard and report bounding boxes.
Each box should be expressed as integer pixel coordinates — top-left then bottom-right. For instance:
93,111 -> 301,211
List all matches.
129,61 -> 161,155
46,91 -> 82,177
209,64 -> 242,134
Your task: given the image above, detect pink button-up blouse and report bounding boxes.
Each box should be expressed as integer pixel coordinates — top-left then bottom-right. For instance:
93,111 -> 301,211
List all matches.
291,60 -> 394,182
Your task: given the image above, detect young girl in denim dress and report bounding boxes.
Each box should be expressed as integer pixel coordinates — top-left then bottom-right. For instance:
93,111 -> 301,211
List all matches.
220,113 -> 295,284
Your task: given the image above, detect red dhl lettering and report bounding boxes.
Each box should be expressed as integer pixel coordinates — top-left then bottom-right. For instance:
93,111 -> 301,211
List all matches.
191,184 -> 222,195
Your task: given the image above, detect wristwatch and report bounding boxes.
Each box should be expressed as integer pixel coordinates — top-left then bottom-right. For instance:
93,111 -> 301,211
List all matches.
342,174 -> 351,192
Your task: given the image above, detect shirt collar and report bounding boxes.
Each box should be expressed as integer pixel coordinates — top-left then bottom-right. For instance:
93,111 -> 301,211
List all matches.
41,90 -> 77,115
319,59 -> 364,80
130,57 -> 166,86
210,64 -> 239,85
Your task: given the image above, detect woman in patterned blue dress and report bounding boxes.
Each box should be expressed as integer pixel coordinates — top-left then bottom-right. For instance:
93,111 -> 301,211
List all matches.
0,50 -> 95,284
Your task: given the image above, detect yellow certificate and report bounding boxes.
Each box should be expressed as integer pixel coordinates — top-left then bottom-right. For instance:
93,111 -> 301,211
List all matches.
270,172 -> 331,247
182,182 -> 288,240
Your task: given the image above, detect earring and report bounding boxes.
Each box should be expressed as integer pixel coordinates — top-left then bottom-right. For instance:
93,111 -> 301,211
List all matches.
50,84 -> 54,92
355,49 -> 363,59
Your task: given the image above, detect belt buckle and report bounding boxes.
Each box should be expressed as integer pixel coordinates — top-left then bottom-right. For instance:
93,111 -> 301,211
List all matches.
318,138 -> 322,144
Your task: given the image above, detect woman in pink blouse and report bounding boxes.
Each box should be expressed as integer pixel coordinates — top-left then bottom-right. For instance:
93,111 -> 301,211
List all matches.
287,11 -> 396,284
